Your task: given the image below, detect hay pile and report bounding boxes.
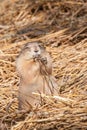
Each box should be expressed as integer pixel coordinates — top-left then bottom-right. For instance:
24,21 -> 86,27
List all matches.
0,0 -> 87,129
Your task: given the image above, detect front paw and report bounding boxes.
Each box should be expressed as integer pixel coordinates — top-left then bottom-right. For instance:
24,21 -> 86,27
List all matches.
41,57 -> 47,64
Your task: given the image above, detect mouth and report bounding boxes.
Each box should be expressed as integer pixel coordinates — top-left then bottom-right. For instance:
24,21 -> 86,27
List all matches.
33,54 -> 40,58
33,54 -> 41,62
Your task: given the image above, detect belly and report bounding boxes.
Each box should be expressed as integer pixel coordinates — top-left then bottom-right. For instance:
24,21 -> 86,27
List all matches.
18,75 -> 58,110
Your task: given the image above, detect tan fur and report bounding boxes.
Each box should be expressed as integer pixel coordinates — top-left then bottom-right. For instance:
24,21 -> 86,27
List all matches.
16,42 -> 58,111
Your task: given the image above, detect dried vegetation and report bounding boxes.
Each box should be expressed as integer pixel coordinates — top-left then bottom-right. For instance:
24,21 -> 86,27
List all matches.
0,0 -> 87,129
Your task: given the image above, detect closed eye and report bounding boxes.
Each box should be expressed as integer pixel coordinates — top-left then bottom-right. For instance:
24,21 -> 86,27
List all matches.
39,45 -> 45,50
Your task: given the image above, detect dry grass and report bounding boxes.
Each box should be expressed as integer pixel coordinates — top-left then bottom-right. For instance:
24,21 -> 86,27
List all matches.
0,0 -> 87,129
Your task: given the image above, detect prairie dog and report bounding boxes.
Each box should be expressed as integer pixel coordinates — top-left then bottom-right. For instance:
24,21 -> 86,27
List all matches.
16,42 -> 58,111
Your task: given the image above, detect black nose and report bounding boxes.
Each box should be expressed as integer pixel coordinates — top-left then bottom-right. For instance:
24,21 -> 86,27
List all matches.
34,50 -> 38,53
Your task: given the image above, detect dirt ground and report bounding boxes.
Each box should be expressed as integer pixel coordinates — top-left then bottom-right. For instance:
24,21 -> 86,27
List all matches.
0,0 -> 87,130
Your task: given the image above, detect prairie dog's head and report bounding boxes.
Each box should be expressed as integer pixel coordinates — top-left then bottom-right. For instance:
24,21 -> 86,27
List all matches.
19,42 -> 45,60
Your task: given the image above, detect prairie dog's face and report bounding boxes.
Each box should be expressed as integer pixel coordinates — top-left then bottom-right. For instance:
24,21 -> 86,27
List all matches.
21,42 -> 45,60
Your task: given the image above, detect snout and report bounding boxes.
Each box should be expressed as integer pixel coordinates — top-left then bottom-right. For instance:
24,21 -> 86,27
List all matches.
33,51 -> 41,60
